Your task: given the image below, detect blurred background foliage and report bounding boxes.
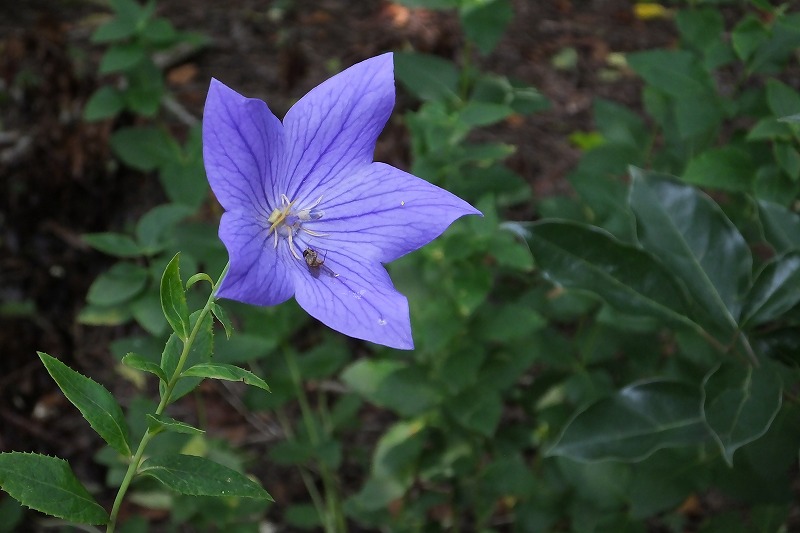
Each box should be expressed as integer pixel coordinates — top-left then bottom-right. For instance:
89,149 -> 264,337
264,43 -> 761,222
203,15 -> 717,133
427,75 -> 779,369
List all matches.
2,0 -> 800,531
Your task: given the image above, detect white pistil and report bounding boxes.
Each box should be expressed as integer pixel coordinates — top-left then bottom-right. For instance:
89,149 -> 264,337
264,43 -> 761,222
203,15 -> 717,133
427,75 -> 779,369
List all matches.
266,194 -> 329,259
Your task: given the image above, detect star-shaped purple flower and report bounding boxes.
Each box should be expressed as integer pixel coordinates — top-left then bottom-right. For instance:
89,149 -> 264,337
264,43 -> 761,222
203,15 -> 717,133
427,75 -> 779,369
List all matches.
202,53 -> 480,349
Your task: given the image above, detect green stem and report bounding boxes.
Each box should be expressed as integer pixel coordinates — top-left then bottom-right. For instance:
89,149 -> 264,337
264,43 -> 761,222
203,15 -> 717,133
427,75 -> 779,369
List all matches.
284,349 -> 345,533
106,262 -> 229,533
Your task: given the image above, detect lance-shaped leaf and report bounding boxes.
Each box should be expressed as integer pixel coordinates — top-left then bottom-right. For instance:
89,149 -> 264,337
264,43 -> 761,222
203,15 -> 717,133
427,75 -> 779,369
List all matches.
628,169 -> 752,333
547,380 -> 708,462
122,353 -> 167,383
527,220 -> 695,328
161,252 -> 190,341
139,454 -> 272,500
740,252 -> 800,328
0,452 -> 108,525
702,362 -> 782,466
38,352 -> 131,456
182,362 -> 270,392
160,310 -> 213,402
146,414 -> 205,436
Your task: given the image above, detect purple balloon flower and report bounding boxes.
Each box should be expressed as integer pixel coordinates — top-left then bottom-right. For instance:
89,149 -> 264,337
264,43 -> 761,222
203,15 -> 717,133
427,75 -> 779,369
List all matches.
202,53 -> 480,349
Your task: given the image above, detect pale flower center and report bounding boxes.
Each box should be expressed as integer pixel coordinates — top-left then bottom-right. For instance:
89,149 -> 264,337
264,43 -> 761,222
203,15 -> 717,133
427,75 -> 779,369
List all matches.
266,194 -> 326,259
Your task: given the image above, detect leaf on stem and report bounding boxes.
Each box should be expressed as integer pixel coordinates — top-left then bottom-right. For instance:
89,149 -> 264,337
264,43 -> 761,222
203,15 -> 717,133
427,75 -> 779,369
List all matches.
122,353 -> 167,383
139,454 -> 272,500
146,414 -> 205,436
211,303 -> 233,339
182,363 -> 269,392
38,352 -> 131,457
0,452 -> 108,525
160,252 -> 190,341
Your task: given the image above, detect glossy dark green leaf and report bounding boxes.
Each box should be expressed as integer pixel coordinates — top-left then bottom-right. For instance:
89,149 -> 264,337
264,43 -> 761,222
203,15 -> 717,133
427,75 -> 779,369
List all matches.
182,363 -> 270,392
741,252 -> 800,327
526,220 -> 694,328
146,414 -> 204,436
38,352 -> 131,456
0,453 -> 108,524
547,381 -> 708,462
757,199 -> 800,253
702,363 -> 782,465
139,454 -> 271,500
629,169 -> 751,333
160,253 -> 190,341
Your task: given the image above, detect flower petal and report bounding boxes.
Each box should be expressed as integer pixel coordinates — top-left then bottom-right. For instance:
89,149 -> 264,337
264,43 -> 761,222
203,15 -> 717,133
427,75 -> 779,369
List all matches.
216,211 -> 294,306
290,248 -> 413,350
310,163 -> 482,263
281,53 -> 395,205
203,78 -> 284,215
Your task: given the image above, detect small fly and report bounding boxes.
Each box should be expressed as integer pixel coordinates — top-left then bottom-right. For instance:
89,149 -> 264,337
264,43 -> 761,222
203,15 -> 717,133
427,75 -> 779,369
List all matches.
303,247 -> 339,278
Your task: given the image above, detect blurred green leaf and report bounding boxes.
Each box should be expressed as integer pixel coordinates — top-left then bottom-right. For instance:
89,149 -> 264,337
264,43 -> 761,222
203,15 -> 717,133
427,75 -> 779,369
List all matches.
139,454 -> 271,500
460,0 -> 513,55
731,15 -> 768,62
0,453 -> 108,525
38,352 -> 131,456
86,262 -> 149,306
758,199 -> 800,253
548,381 -> 708,462
110,126 -> 180,172
741,252 -> 800,327
99,43 -> 146,74
342,360 -> 441,416
395,52 -> 460,102
135,204 -> 193,253
774,142 -> 800,181
682,146 -> 755,192
83,86 -> 125,121
446,388 -> 502,437
766,79 -> 800,119
83,232 -> 143,258
702,362 -> 782,465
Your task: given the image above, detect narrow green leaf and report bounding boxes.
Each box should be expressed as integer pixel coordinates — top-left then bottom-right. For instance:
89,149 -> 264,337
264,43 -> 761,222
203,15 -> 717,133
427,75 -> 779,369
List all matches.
160,253 -> 190,341
146,414 -> 204,436
182,363 -> 269,392
211,303 -> 233,339
526,220 -> 695,328
38,352 -> 131,456
702,363 -> 782,466
187,272 -> 214,290
0,452 -> 108,524
122,353 -> 167,383
83,232 -> 142,258
547,381 -> 708,462
629,169 -> 752,334
139,454 -> 272,500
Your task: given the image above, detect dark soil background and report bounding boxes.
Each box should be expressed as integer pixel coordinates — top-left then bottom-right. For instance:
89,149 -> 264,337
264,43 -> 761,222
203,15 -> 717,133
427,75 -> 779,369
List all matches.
0,0 -> 677,529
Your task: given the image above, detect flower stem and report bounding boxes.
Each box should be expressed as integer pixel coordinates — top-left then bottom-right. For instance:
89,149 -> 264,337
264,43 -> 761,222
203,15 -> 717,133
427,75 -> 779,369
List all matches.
106,262 -> 229,533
